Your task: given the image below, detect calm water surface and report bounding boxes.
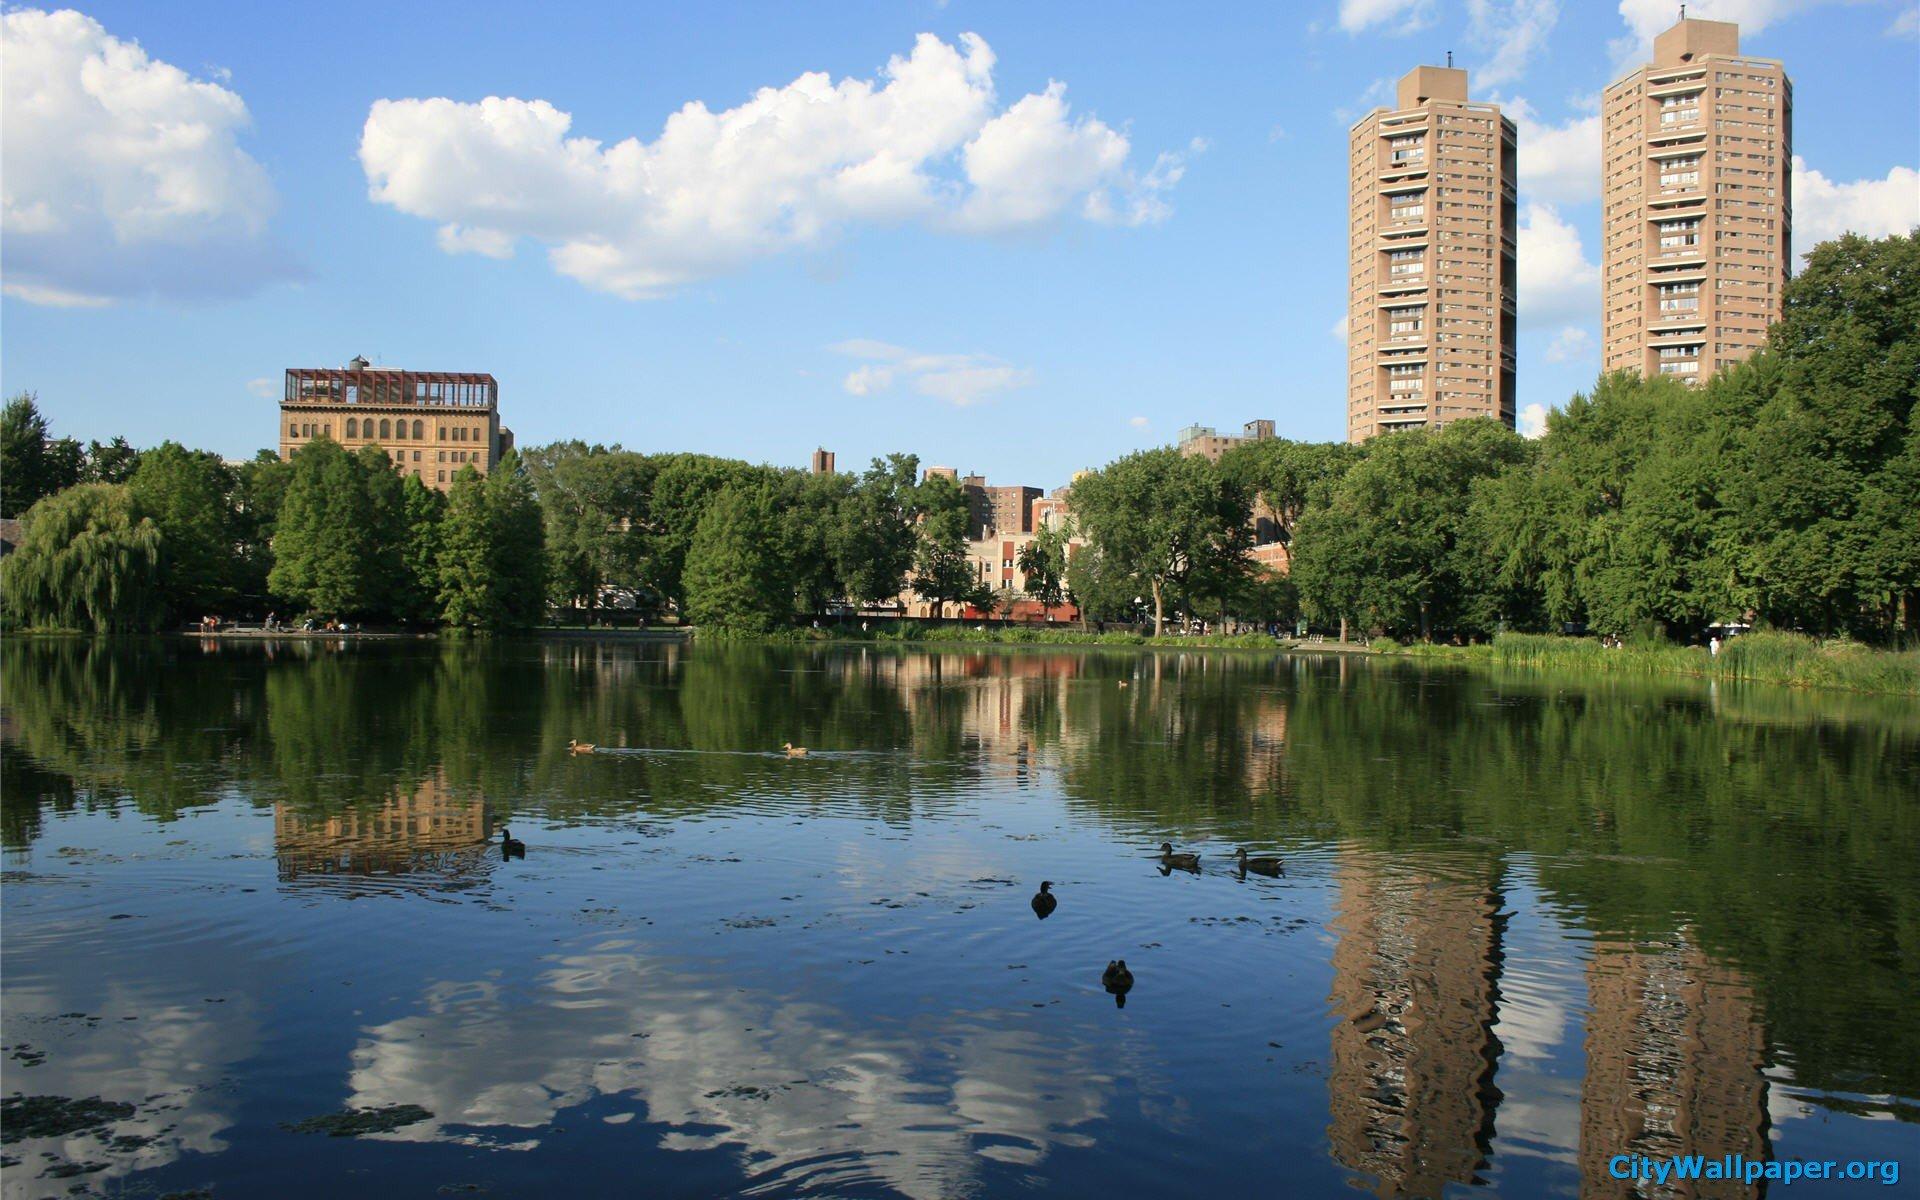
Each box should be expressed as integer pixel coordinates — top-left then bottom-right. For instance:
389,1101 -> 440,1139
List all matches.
2,638 -> 1916,1198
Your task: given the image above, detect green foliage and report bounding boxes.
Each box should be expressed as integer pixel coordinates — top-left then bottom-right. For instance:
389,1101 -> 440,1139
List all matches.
835,454 -> 923,606
435,455 -> 548,630
127,442 -> 240,619
1,484 -> 165,631
1392,631 -> 1918,696
521,441 -> 654,611
1016,523 -> 1069,614
1,393 -> 83,519
910,473 -> 986,617
1291,419 -> 1528,639
268,438 -> 381,616
394,476 -> 447,623
1068,448 -> 1252,634
683,478 -> 793,632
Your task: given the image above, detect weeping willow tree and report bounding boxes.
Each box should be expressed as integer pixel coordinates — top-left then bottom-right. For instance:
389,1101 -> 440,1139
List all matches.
1,483 -> 165,632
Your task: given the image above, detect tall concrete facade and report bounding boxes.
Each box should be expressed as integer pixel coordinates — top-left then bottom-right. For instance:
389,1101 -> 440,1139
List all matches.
1348,66 -> 1516,442
1602,18 -> 1791,383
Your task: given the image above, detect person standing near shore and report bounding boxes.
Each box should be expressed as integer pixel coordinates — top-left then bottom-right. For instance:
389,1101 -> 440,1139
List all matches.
1710,636 -> 1721,657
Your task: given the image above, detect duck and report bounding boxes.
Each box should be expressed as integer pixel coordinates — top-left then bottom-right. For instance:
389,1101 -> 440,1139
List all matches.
499,827 -> 526,859
1158,842 -> 1201,871
781,742 -> 809,758
568,739 -> 596,755
1234,847 -> 1285,877
1102,960 -> 1134,1007
1117,680 -> 1129,689
1031,881 -> 1058,920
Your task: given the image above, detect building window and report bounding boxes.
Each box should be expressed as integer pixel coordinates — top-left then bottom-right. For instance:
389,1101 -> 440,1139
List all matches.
412,419 -> 424,439
289,423 -> 298,438
1658,157 -> 1700,189
437,471 -> 446,483
345,417 -> 358,438
412,450 -> 421,462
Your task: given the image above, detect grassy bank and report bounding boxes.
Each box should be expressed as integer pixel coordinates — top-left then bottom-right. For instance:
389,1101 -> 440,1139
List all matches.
1387,631 -> 1920,696
696,624 -> 1291,651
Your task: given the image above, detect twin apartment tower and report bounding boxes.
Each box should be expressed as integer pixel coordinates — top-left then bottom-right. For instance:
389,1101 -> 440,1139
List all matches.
1346,17 -> 1791,442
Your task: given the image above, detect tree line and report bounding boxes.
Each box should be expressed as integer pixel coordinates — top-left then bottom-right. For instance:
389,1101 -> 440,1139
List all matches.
2,231 -> 1913,640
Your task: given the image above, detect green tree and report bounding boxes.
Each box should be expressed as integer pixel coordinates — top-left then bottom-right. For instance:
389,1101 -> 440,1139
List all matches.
1,484 -> 165,631
437,467 -> 498,628
394,475 -> 447,624
683,478 -> 794,632
910,473 -> 985,618
643,453 -> 756,613
232,451 -> 293,609
784,469 -> 854,616
1218,438 -> 1363,572
126,442 -> 239,619
523,442 -> 653,613
268,438 -> 379,616
1016,523 -> 1069,617
82,437 -> 141,484
487,452 -> 549,628
1,394 -> 83,518
1066,449 -> 1252,635
1291,419 -> 1528,640
833,454 -> 923,607
436,456 -> 548,630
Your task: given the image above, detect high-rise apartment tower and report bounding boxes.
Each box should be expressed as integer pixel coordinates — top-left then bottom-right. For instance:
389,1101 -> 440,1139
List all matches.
1602,17 -> 1790,382
1347,65 -> 1516,442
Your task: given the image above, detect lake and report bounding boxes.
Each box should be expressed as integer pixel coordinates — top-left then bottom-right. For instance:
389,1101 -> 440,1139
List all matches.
2,637 -> 1915,1198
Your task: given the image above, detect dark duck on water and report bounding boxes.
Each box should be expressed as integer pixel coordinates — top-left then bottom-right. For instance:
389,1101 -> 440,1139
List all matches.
1031,881 -> 1057,919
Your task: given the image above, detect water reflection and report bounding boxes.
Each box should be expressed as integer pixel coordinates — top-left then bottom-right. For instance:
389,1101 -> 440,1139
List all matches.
274,774 -> 497,895
341,945 -> 1109,1197
1579,938 -> 1767,1200
1,637 -> 1915,1198
1327,855 -> 1506,1197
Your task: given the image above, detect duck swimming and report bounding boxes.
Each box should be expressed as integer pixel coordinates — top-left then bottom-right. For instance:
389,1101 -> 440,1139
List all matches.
781,742 -> 809,758
568,739 -> 596,755
1158,842 -> 1201,871
499,827 -> 526,859
1102,960 -> 1134,1007
1234,847 -> 1284,877
1031,881 -> 1057,920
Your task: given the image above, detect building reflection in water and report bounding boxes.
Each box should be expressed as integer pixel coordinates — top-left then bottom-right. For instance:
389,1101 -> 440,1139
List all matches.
274,772 -> 495,893
1327,855 -> 1508,1198
1579,937 -> 1768,1199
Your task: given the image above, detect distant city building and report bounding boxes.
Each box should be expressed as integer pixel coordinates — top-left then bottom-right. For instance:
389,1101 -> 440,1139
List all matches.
1177,419 -> 1276,462
810,447 -> 836,474
278,355 -> 514,491
1347,64 -> 1516,441
1603,17 -> 1790,383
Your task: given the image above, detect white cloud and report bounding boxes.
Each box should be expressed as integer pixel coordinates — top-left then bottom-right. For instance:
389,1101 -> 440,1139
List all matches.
1,8 -> 295,306
1338,0 -> 1437,34
1610,0 -> 1841,64
1331,311 -> 1350,343
1617,0 -> 1823,46
831,339 -> 1033,407
1891,5 -> 1919,36
1517,202 -> 1600,327
1128,415 -> 1150,428
1790,157 -> 1920,261
1518,402 -> 1550,438
360,34 -> 1183,299
1469,0 -> 1562,87
1543,326 -> 1593,363
1504,97 -> 1601,205
246,377 -> 277,399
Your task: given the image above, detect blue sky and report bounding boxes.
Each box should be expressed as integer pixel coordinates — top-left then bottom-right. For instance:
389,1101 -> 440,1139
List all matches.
3,1 -> 1916,487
